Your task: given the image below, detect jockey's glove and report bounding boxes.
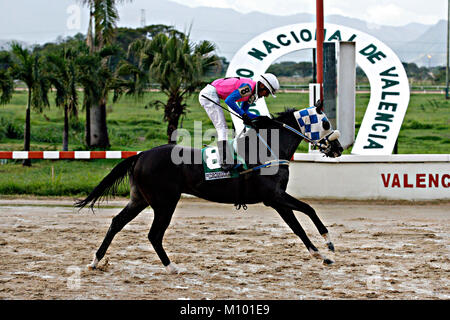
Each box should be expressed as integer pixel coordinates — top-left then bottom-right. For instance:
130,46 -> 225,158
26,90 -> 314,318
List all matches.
241,113 -> 254,127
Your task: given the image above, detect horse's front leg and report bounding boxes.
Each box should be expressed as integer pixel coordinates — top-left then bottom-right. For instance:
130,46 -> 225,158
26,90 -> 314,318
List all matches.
269,204 -> 334,265
274,192 -> 335,252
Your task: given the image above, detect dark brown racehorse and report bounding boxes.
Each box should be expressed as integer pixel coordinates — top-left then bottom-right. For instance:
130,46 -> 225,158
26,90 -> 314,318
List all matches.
75,105 -> 343,273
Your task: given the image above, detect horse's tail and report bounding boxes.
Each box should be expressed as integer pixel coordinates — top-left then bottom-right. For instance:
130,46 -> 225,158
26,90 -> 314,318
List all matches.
74,153 -> 142,211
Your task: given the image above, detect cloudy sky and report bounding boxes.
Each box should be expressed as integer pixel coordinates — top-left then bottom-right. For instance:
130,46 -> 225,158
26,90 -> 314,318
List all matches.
170,0 -> 447,26
0,0 -> 447,44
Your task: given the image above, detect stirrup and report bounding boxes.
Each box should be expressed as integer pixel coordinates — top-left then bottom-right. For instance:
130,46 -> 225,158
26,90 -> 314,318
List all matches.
220,163 -> 234,172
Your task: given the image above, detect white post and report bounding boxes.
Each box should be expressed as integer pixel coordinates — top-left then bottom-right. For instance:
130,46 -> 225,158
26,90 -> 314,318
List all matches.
337,41 -> 356,150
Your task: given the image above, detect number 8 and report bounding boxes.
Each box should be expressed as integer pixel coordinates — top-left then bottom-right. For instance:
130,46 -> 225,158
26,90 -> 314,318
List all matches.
239,86 -> 250,95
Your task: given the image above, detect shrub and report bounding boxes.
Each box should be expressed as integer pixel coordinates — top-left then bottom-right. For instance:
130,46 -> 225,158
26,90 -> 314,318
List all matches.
0,117 -> 23,140
31,126 -> 62,143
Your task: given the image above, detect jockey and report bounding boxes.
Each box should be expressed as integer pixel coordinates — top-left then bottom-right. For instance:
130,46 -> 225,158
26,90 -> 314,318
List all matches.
199,73 -> 280,171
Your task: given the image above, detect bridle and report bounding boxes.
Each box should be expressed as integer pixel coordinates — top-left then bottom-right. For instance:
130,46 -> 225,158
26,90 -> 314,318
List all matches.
270,118 -> 340,155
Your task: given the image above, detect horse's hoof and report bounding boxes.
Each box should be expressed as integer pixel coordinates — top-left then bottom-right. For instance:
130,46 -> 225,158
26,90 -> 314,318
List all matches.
165,263 -> 185,274
87,256 -> 99,271
323,259 -> 334,265
327,242 -> 335,252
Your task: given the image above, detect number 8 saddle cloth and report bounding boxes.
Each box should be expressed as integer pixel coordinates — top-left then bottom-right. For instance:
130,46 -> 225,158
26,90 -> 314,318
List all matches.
201,140 -> 247,181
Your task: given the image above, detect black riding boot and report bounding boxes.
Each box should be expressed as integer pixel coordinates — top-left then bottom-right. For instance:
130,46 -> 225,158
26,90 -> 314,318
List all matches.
217,140 -> 235,171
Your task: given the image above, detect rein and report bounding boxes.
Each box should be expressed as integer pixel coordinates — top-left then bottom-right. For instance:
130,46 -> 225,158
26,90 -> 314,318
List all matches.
270,119 -> 327,150
201,94 -> 323,149
239,159 -> 290,175
200,96 -> 331,167
237,116 -> 324,176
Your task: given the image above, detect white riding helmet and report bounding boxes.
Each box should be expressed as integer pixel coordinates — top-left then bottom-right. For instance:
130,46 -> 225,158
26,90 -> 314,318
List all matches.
257,73 -> 280,97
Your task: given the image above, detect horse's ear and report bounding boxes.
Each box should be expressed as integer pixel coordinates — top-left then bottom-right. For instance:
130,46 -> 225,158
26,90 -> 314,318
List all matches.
315,99 -> 324,114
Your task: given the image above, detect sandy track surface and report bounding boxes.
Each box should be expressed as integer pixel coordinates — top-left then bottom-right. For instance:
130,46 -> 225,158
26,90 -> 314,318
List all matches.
0,198 -> 448,300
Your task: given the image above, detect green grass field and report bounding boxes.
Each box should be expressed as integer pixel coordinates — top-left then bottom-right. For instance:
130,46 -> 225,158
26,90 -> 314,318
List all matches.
0,90 -> 448,196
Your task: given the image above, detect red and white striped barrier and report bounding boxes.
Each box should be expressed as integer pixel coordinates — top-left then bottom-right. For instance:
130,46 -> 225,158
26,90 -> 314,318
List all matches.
0,151 -> 141,159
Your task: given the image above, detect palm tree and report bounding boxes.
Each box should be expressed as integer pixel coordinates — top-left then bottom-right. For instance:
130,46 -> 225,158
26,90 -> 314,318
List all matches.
76,48 -> 98,147
79,0 -> 130,52
45,47 -> 79,151
0,51 -> 14,105
78,0 -> 131,148
76,44 -> 120,148
10,43 -> 50,166
118,32 -> 220,142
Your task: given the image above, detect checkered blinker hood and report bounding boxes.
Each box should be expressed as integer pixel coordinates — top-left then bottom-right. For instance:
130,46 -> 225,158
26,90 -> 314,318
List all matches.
293,106 -> 333,141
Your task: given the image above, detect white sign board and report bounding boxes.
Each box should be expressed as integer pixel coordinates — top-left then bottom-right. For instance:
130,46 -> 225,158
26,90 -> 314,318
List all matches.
226,23 -> 410,155
287,155 -> 450,200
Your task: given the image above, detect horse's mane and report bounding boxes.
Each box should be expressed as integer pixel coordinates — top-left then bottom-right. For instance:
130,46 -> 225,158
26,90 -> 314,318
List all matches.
237,107 -> 298,135
274,108 -> 297,120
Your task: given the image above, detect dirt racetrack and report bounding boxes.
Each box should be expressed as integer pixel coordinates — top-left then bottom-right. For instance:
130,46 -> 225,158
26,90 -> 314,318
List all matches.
0,197 -> 448,300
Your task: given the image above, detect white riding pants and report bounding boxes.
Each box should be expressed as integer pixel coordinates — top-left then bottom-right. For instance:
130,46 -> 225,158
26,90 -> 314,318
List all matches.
199,84 -> 228,141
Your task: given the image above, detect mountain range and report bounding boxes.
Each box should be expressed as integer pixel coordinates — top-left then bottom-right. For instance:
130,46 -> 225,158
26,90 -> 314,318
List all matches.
0,0 -> 447,66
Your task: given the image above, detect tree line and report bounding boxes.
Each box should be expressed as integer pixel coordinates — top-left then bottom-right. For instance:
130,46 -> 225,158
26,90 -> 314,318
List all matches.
0,0 -> 223,166
1,0 -> 446,168
265,60 -> 448,84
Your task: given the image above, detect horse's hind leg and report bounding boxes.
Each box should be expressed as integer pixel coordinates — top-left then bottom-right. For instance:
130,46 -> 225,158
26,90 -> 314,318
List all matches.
270,204 -> 334,265
276,192 -> 335,252
88,196 -> 148,270
147,197 -> 181,274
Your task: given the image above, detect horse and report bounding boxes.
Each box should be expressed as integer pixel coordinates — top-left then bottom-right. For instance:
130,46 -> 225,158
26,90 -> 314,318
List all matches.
75,102 -> 344,274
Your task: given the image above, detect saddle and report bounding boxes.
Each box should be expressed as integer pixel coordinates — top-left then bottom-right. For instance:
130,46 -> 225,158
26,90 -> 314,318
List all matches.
201,140 -> 251,210
201,139 -> 247,181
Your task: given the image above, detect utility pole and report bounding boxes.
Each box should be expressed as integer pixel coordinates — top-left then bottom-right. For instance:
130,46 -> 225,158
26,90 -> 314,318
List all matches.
140,9 -> 146,28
